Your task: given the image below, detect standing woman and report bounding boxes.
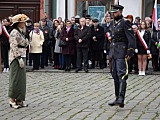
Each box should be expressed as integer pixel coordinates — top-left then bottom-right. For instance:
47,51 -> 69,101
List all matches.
135,21 -> 151,75
60,20 -> 75,71
8,14 -> 29,108
29,23 -> 44,70
54,22 -> 65,70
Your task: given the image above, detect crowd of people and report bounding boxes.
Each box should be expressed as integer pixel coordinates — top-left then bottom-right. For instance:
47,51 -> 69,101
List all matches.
0,12 -> 160,75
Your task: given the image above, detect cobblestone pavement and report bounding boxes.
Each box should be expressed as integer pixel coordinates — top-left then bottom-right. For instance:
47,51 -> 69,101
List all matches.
0,68 -> 160,120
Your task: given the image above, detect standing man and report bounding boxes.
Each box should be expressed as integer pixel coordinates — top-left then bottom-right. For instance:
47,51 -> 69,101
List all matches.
108,4 -> 135,108
40,18 -> 51,68
75,18 -> 91,73
90,19 -> 105,69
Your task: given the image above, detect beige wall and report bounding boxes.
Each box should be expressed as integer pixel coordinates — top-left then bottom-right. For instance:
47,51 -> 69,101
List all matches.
119,0 -> 141,19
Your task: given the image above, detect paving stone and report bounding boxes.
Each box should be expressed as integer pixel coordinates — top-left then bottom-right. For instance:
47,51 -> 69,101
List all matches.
0,67 -> 159,120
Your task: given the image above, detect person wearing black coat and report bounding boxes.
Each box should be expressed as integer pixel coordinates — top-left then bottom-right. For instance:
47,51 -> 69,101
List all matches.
151,28 -> 160,71
74,17 -> 91,73
108,5 -> 135,108
135,21 -> 151,75
90,19 -> 105,69
60,20 -> 75,71
40,18 -> 51,68
1,18 -> 12,72
26,19 -> 34,66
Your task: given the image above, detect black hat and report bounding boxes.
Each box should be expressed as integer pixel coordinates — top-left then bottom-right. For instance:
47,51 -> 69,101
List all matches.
85,15 -> 91,19
110,4 -> 124,13
92,19 -> 99,22
135,16 -> 141,20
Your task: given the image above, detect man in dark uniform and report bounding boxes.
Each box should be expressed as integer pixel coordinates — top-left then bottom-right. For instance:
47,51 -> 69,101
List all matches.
108,4 -> 135,108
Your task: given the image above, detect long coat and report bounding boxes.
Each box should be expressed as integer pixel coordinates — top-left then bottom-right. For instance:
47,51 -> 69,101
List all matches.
151,31 -> 159,55
90,24 -> 105,50
29,30 -> 44,53
60,27 -> 75,55
54,30 -> 62,53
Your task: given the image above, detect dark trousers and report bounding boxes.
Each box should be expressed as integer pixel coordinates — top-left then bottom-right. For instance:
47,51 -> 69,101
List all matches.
54,53 -> 60,66
91,50 -> 103,68
152,54 -> 159,71
64,55 -> 71,69
41,46 -> 49,68
29,53 -> 33,65
71,54 -> 76,68
112,58 -> 127,102
2,45 -> 9,68
32,53 -> 41,69
76,47 -> 88,69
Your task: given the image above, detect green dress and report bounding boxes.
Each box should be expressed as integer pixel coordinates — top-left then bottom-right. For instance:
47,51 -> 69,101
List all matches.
8,58 -> 26,101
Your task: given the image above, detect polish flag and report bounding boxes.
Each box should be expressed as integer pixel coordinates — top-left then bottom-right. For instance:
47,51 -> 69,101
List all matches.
152,0 -> 158,30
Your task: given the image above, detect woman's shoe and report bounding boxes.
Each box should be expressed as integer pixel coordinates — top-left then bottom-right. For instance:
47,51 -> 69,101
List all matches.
9,101 -> 21,109
17,101 -> 28,107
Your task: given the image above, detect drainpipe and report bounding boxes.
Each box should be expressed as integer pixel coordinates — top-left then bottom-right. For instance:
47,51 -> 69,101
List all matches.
65,0 -> 68,19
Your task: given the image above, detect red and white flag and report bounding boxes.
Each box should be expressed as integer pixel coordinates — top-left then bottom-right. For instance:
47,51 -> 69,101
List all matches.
152,0 -> 158,30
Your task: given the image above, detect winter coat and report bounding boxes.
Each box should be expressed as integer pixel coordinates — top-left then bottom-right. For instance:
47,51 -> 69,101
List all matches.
74,25 -> 91,48
151,31 -> 159,55
29,30 -> 44,53
90,24 -> 105,50
60,27 -> 75,55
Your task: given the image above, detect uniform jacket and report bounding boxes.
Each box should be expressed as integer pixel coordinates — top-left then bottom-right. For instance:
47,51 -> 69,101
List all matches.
29,30 -> 44,53
110,16 -> 135,59
60,27 -> 75,55
9,28 -> 29,64
150,31 -> 159,55
90,24 -> 105,50
74,25 -> 91,48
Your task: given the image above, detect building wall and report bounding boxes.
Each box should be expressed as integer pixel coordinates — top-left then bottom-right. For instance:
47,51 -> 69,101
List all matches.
68,0 -> 75,19
56,0 -> 66,20
119,0 -> 141,19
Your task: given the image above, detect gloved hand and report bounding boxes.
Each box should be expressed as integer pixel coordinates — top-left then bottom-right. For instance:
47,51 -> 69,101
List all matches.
18,58 -> 25,68
135,49 -> 138,53
147,50 -> 150,54
126,49 -> 134,60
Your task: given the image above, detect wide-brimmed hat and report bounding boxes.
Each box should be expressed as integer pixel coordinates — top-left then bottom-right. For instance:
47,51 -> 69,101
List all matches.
11,14 -> 29,26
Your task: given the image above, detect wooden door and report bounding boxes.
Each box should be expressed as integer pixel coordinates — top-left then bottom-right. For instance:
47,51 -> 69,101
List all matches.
0,0 -> 40,22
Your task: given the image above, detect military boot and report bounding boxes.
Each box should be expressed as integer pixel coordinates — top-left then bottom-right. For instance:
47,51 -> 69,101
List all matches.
115,82 -> 127,108
108,81 -> 120,106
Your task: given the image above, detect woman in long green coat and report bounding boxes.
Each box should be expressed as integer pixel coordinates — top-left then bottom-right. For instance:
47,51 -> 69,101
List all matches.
8,14 -> 29,109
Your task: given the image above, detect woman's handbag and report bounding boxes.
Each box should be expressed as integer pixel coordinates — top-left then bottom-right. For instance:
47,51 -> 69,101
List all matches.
59,39 -> 68,47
